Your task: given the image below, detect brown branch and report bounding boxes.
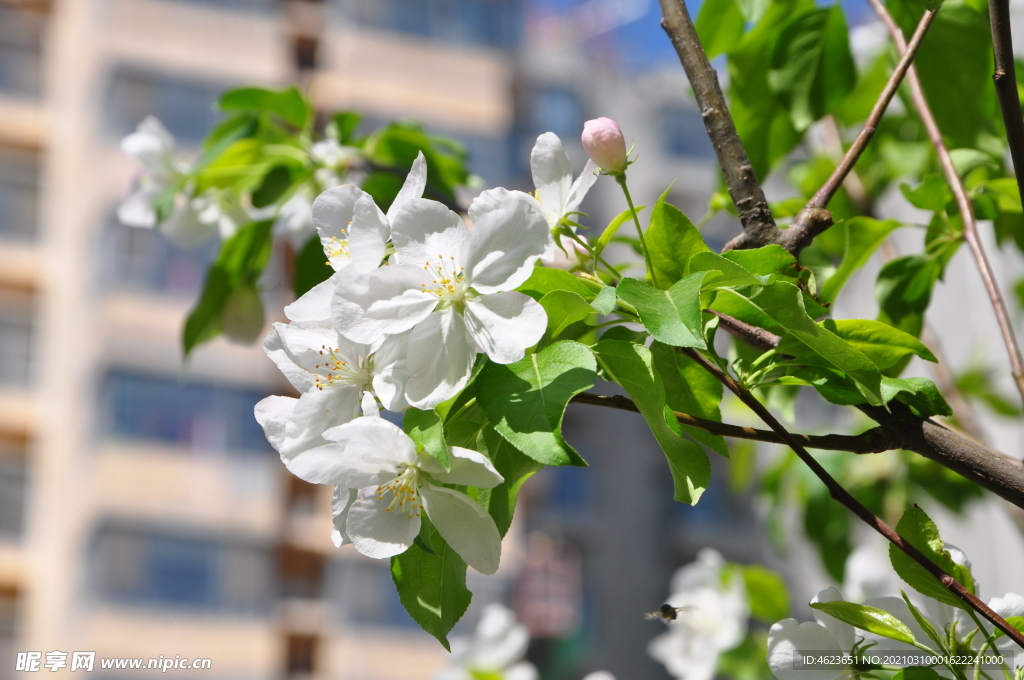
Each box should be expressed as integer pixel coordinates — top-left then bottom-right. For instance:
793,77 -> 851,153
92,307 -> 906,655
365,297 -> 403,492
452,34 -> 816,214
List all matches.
711,311 -> 1024,508
657,0 -> 779,250
988,0 -> 1024,219
869,0 -> 1024,406
571,392 -> 904,453
680,346 -> 1024,649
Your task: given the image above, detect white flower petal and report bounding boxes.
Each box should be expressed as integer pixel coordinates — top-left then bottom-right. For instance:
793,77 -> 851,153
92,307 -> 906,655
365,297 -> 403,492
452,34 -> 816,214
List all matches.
321,417 -> 418,467
255,395 -> 318,460
314,184 -> 363,269
423,446 -> 504,489
390,198 -> 468,266
812,588 -> 857,653
767,619 -> 846,680
347,487 -> 422,559
421,484 -> 501,575
467,187 -> 535,224
464,292 -> 546,364
565,159 -> 598,215
161,202 -> 217,249
530,132 -> 573,227
285,274 -> 337,323
287,386 -> 362,449
386,151 -> 428,222
332,486 -> 357,547
285,441 -> 391,488
462,190 -> 549,293
347,194 -> 390,273
118,187 -> 161,228
990,592 -> 1024,619
332,265 -> 436,344
122,116 -> 174,170
370,331 -> 411,412
263,323 -> 317,393
648,628 -> 720,680
472,604 -> 530,667
404,308 -> 476,409
506,663 -> 539,680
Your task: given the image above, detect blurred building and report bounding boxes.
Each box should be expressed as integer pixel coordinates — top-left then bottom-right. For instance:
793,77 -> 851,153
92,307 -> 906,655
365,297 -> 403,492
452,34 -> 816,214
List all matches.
0,1 -> 763,679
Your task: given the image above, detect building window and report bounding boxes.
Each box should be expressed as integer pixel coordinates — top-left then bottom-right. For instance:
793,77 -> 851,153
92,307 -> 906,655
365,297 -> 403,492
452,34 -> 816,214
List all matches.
99,370 -> 273,456
0,457 -> 26,541
0,6 -> 44,101
337,0 -> 523,52
0,148 -> 40,243
328,560 -> 417,628
97,216 -> 217,298
93,525 -> 273,614
0,292 -> 34,388
660,104 -> 716,160
105,67 -> 231,147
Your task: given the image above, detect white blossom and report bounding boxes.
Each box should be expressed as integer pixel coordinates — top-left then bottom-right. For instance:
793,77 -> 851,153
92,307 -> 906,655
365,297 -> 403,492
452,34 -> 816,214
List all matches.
648,549 -> 749,680
332,191 -> 549,408
767,588 -> 859,680
436,604 -> 538,680
285,418 -> 504,574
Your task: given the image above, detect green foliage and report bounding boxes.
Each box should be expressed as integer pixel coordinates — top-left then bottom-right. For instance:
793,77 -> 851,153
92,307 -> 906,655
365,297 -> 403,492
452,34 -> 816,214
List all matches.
474,427 -> 544,537
219,85 -> 312,129
651,342 -> 728,457
742,565 -> 790,623
811,600 -> 917,644
617,275 -> 709,349
890,505 -> 977,609
594,340 -> 711,504
476,341 -> 595,467
404,408 -> 450,470
183,220 -> 274,356
391,517 -> 472,650
645,189 -> 710,287
696,0 -> 746,59
818,218 -> 902,304
768,6 -> 857,131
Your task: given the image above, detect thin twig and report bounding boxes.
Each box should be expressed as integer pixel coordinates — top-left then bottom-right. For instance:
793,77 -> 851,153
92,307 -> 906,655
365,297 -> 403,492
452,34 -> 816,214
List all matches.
571,392 -> 903,453
869,0 -> 1024,406
680,346 -> 1024,649
712,311 -> 1024,508
808,11 -> 936,211
657,0 -> 779,250
988,0 -> 1024,216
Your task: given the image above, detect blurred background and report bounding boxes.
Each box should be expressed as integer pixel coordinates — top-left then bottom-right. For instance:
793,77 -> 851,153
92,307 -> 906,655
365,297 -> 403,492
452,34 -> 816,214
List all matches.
1,0 -> 1022,679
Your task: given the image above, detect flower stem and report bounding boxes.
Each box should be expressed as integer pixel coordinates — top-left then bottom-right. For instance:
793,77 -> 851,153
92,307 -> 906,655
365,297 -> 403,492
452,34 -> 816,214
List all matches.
614,173 -> 659,289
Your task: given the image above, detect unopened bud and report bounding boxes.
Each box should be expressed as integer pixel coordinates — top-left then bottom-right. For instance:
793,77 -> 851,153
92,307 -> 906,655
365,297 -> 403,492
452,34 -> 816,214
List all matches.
582,117 -> 628,174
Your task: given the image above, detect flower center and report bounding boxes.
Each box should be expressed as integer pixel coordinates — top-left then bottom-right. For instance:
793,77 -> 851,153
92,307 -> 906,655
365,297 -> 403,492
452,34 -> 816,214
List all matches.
325,225 -> 350,264
420,254 -> 467,304
377,464 -> 423,518
312,345 -> 371,390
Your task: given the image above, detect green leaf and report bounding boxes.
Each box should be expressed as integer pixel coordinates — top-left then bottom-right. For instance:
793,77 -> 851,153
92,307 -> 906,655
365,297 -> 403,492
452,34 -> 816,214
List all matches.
651,342 -> 728,457
811,601 -> 916,644
590,286 -> 617,315
768,6 -> 857,131
474,427 -> 543,538
219,85 -> 311,129
888,0 -> 998,150
889,505 -> 976,609
717,283 -> 884,404
363,122 -> 469,206
391,519 -> 472,649
819,218 -> 902,304
475,340 -> 595,467
517,266 -> 595,301
689,251 -> 770,289
192,138 -> 266,193
538,290 -> 595,341
404,408 -> 449,470
742,565 -> 790,623
900,174 -> 954,212
696,0 -> 746,59
328,111 -> 362,144
593,340 -> 710,504
728,0 -> 811,176
595,206 -> 644,262
292,234 -> 334,297
876,255 -> 942,328
251,164 -> 298,209
827,319 -> 937,371
891,668 -> 941,680
183,220 -> 274,355
723,245 -> 802,283
882,377 -> 953,418
616,275 -> 708,349
991,616 -> 1024,640
645,190 -> 710,288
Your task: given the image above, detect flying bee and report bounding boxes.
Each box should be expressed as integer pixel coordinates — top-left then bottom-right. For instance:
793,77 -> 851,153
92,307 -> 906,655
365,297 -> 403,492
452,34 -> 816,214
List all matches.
644,604 -> 696,622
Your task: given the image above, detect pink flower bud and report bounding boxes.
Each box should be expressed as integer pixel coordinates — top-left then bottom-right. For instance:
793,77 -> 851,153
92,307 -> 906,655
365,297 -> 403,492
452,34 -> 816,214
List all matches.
582,117 -> 628,174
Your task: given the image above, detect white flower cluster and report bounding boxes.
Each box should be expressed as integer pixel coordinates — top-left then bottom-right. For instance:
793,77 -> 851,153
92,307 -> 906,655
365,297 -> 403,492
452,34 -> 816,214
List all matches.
253,134 -> 595,574
648,549 -> 750,680
436,604 -> 538,680
118,117 -> 360,250
768,546 -> 1024,680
